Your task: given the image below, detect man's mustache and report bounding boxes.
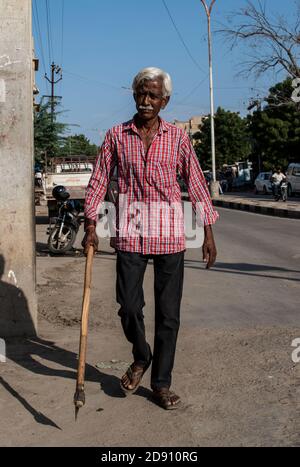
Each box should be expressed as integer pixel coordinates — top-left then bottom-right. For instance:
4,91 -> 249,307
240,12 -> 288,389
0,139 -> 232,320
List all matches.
138,105 -> 154,111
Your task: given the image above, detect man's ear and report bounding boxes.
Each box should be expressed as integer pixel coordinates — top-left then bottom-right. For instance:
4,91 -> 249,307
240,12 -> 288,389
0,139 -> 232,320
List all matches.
161,96 -> 170,110
133,93 -> 137,104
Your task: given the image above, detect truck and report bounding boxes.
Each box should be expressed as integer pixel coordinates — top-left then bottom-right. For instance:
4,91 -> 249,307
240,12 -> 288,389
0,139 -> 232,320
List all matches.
45,155 -> 96,218
232,161 -> 253,188
201,161 -> 253,193
222,161 -> 253,190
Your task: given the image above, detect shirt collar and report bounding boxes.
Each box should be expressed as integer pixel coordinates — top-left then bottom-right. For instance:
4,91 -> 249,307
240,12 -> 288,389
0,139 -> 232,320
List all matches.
123,115 -> 170,135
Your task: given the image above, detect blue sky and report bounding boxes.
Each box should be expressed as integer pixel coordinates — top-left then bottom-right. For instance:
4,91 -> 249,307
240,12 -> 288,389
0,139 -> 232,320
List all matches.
32,0 -> 296,145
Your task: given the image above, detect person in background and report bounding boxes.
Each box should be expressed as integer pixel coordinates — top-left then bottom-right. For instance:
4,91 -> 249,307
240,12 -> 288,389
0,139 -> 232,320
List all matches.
271,167 -> 286,197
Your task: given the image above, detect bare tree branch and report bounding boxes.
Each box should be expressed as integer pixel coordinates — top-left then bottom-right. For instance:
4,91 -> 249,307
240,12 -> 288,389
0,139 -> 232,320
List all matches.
219,0 -> 300,79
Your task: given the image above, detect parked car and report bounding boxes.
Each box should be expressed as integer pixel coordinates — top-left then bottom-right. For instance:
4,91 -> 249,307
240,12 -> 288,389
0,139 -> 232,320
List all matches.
286,163 -> 300,197
254,172 -> 272,194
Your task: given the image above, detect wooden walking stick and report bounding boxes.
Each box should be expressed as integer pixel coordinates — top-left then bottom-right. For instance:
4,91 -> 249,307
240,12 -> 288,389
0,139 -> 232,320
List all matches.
74,244 -> 94,420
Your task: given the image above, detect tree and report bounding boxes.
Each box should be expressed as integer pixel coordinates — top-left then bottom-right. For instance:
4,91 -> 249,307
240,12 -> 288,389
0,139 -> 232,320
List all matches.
59,134 -> 99,157
248,78 -> 300,171
195,107 -> 251,170
221,0 -> 300,79
34,101 -> 68,163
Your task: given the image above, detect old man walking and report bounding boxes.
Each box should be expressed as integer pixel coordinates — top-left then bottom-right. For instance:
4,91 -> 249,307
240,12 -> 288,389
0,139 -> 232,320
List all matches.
82,67 -> 219,409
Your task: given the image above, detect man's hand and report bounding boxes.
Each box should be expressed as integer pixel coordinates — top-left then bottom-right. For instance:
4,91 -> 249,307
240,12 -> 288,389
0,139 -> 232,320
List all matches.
81,225 -> 99,255
202,225 -> 217,269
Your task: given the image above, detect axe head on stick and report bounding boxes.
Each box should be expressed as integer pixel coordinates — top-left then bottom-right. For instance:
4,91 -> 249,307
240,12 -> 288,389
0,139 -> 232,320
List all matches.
74,386 -> 85,421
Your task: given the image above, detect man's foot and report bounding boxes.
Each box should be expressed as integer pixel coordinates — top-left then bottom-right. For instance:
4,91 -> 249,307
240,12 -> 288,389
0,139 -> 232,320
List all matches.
120,362 -> 148,395
152,387 -> 181,410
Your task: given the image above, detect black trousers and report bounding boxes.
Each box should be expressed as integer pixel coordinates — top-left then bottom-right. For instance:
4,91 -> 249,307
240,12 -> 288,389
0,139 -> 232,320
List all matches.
116,250 -> 184,390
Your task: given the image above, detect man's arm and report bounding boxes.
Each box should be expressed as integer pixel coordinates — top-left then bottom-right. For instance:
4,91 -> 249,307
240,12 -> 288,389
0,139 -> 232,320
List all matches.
82,130 -> 116,254
178,132 -> 218,268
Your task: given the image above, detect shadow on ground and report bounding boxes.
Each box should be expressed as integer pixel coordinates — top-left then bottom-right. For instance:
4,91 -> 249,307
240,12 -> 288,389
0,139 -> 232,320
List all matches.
184,259 -> 300,282
3,335 -> 152,428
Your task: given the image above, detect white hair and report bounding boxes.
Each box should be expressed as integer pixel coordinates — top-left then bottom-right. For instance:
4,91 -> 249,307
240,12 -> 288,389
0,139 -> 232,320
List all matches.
132,67 -> 173,97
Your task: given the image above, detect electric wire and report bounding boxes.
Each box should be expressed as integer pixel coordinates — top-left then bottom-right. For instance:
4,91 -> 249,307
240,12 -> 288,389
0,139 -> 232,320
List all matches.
45,0 -> 54,66
32,1 -> 46,76
177,74 -> 209,105
33,0 -> 49,94
61,0 -> 65,68
59,0 -> 65,95
63,70 -> 125,91
162,0 -> 206,75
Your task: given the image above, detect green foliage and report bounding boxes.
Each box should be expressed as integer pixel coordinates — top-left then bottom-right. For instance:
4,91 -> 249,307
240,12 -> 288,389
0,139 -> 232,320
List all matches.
59,134 -> 99,157
193,79 -> 300,174
248,78 -> 300,172
34,102 -> 98,165
194,107 -> 251,170
34,101 -> 68,163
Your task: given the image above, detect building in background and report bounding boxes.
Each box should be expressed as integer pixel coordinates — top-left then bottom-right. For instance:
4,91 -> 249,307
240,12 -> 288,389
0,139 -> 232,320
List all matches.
173,115 -> 206,144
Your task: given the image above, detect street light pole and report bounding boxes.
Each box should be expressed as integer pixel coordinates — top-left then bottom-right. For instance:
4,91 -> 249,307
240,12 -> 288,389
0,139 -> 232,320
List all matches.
200,0 -> 219,197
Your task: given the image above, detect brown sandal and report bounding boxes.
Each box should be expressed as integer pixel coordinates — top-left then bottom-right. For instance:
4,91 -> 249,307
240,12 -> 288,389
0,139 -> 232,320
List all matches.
120,362 -> 149,395
152,387 -> 181,410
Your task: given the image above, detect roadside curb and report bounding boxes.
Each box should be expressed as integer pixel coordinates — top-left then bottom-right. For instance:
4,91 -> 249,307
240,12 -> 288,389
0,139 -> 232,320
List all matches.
181,194 -> 300,220
212,198 -> 300,219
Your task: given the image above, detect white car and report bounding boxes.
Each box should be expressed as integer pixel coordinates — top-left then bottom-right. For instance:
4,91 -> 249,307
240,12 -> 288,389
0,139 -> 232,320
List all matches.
286,163 -> 300,197
254,172 -> 272,194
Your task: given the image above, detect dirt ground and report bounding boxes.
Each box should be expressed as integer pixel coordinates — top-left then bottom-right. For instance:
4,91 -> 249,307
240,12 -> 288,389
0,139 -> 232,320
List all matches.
0,219 -> 299,446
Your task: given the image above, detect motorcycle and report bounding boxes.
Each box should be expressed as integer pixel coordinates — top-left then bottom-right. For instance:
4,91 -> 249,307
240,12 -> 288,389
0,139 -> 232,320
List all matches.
47,185 -> 81,254
272,180 -> 288,202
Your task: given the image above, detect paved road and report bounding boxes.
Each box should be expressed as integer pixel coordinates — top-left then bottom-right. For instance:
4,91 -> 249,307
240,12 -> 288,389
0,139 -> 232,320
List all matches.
182,207 -> 300,328
36,206 -> 300,328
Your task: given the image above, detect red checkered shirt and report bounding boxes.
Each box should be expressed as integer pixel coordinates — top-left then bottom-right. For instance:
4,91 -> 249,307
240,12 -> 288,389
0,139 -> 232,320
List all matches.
84,116 -> 219,255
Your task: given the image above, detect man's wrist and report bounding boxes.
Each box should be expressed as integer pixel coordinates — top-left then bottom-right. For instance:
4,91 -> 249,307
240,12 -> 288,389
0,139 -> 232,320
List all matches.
84,218 -> 97,231
204,225 -> 213,236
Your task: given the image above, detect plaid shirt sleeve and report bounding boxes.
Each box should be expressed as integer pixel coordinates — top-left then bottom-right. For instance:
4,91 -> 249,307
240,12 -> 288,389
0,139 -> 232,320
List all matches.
84,130 -> 116,222
178,131 -> 219,226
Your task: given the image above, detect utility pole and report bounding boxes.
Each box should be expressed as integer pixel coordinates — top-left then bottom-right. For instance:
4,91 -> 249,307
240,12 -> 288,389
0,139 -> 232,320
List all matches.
200,0 -> 219,198
247,98 -> 264,174
0,0 -> 37,336
45,62 -> 62,121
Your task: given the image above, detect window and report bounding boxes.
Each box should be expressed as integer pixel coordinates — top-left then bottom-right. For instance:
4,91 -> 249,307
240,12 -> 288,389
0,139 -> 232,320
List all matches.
292,167 -> 300,176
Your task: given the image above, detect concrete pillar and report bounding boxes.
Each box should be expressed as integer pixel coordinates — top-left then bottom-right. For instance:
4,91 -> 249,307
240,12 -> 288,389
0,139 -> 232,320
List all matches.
0,0 -> 37,336
210,181 -> 220,199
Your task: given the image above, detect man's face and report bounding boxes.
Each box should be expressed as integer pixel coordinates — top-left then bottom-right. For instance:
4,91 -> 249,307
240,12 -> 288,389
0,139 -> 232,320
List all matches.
134,78 -> 170,121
